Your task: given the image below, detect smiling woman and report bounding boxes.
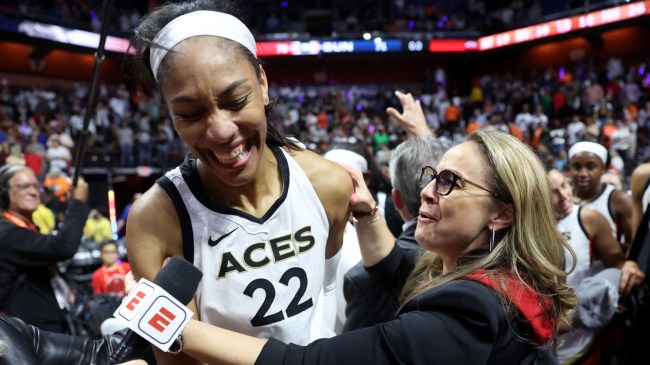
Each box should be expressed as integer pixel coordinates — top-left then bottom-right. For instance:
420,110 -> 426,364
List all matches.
124,1 -> 353,365
0,164 -> 90,333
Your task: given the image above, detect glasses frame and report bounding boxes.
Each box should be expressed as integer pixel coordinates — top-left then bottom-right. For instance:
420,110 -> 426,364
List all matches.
419,166 -> 502,200
10,182 -> 41,192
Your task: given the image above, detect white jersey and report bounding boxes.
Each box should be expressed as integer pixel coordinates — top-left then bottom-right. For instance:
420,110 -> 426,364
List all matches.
555,205 -> 597,365
157,146 -> 333,345
579,184 -> 617,239
558,205 -> 592,288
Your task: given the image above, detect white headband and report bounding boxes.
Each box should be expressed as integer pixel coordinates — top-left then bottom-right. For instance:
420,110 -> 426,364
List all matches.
324,149 -> 369,173
149,10 -> 257,81
568,141 -> 608,165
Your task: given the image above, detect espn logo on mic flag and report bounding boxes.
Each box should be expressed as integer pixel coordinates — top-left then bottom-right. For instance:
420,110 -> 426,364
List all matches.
114,278 -> 193,352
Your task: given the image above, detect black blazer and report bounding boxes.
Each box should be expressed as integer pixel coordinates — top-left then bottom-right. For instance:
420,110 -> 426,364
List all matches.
258,276 -> 556,364
343,222 -> 419,332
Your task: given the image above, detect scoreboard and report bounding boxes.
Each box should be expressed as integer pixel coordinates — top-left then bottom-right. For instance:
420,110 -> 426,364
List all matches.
0,0 -> 648,56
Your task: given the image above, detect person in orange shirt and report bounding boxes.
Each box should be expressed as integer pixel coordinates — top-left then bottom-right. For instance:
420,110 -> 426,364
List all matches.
623,101 -> 638,122
466,119 -> 481,135
43,167 -> 69,204
507,121 -> 523,141
599,116 -> 618,148
443,102 -> 461,137
43,167 -> 70,225
316,111 -> 329,130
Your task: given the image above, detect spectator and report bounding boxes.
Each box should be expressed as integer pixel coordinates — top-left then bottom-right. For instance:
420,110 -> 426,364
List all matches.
115,120 -> 134,166
566,114 -> 585,148
22,143 -> 43,180
135,125 -> 151,166
45,136 -> 71,175
31,194 -> 56,235
443,99 -> 461,137
43,167 -> 69,205
116,192 -> 142,238
153,118 -> 173,168
515,103 -> 534,142
83,208 -> 112,244
372,124 -> 390,153
91,241 -> 131,296
0,164 -> 89,333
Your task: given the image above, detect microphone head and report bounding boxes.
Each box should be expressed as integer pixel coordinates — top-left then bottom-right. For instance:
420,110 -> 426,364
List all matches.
152,256 -> 203,304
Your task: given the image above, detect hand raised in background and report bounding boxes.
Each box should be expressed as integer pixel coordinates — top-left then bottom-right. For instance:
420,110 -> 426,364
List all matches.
386,90 -> 433,138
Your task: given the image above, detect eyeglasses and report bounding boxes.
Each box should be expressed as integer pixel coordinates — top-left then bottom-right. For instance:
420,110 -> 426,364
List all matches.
11,182 -> 41,192
418,166 -> 501,199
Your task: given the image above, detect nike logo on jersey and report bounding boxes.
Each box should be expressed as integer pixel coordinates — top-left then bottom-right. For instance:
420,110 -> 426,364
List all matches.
208,227 -> 238,247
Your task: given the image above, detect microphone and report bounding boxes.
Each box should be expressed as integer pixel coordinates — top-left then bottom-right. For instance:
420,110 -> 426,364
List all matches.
109,256 -> 202,364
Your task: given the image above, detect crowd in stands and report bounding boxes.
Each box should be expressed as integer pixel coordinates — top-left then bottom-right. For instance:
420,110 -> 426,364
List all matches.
0,0 -> 629,38
284,56 -> 650,186
0,55 -> 649,192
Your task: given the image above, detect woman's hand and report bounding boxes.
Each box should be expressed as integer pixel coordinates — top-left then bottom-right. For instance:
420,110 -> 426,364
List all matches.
337,163 -> 376,213
619,260 -> 645,294
71,177 -> 89,202
123,271 -> 137,296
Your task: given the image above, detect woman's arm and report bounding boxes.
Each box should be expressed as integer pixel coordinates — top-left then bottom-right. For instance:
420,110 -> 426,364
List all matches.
183,320 -> 267,365
629,163 -> 650,240
583,207 -> 645,294
0,199 -> 91,265
584,207 -> 627,269
612,189 -> 634,248
295,150 -> 352,259
181,280 -> 504,365
339,164 -> 396,266
125,185 -> 202,365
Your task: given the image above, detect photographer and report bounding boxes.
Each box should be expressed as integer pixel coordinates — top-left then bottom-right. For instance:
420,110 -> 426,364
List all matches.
0,164 -> 90,333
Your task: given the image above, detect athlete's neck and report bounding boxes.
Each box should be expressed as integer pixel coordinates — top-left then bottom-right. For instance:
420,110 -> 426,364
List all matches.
574,183 -> 603,204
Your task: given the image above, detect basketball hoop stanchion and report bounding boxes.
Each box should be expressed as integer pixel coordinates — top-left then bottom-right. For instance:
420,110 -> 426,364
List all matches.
71,0 -> 115,188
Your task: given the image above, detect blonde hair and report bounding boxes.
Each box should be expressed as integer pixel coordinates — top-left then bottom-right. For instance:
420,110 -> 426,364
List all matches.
0,339 -> 5,357
400,128 -> 577,346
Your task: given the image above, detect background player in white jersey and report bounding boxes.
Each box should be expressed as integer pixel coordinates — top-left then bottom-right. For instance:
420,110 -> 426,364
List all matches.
548,169 -> 644,365
126,1 -> 351,364
568,141 -> 633,250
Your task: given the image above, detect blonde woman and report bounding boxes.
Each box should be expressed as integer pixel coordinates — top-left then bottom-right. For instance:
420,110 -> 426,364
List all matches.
139,128 -> 577,364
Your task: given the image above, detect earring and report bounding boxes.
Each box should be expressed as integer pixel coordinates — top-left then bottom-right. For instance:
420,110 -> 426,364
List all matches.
490,226 -> 495,252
